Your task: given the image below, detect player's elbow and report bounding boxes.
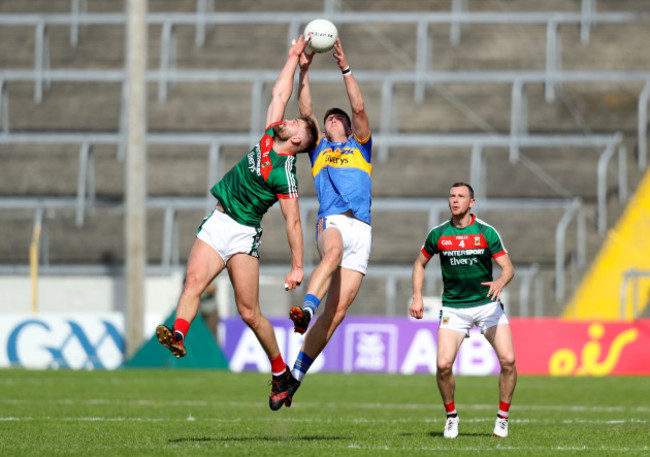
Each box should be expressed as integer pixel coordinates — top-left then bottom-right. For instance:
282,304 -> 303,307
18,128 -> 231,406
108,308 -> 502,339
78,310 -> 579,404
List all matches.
271,87 -> 291,106
351,103 -> 366,118
285,215 -> 302,233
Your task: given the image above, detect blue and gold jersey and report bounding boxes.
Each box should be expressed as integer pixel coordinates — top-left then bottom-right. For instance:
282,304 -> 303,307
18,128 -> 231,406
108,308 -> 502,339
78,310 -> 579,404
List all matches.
309,133 -> 372,224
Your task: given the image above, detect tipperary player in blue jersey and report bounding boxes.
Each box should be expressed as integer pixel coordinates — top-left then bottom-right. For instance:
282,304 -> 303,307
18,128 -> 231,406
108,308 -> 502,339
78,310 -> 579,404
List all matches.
285,37 -> 373,407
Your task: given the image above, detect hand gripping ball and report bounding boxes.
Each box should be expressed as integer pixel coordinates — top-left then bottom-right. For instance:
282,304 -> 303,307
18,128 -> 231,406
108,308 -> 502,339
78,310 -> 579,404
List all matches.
304,18 -> 338,53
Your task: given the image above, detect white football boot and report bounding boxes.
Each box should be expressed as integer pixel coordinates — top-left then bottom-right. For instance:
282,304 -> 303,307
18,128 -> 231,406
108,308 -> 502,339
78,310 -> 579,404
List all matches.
443,416 -> 459,439
493,416 -> 509,437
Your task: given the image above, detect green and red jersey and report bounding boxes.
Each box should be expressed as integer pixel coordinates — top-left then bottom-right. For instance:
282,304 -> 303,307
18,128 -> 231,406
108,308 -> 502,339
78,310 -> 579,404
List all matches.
210,122 -> 298,229
421,214 -> 507,308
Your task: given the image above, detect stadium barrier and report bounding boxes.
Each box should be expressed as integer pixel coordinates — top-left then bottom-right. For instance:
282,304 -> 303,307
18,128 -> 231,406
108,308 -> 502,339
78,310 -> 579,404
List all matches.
125,310 -> 228,369
2,314 -> 648,375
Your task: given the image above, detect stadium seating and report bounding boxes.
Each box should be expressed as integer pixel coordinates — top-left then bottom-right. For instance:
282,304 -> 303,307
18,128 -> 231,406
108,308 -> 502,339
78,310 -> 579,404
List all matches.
0,0 -> 647,317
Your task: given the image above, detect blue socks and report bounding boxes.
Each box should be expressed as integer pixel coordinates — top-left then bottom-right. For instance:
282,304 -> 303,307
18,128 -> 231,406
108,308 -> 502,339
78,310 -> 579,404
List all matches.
303,293 -> 320,317
290,295 -> 320,381
291,351 -> 314,382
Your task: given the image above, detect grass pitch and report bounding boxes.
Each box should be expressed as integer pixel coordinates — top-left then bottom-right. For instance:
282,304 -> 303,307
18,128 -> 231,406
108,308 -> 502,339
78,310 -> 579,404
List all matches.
1,369 -> 648,456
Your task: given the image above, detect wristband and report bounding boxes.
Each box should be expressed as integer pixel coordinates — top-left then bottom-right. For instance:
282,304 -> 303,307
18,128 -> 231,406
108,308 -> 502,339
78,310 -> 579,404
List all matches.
341,66 -> 351,76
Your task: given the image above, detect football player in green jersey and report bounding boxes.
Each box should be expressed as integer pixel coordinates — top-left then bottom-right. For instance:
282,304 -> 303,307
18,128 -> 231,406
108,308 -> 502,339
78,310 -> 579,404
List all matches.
156,35 -> 318,412
410,182 -> 516,438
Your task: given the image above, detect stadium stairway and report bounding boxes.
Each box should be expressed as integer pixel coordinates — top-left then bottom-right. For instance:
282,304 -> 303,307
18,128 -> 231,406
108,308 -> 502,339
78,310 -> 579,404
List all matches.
564,170 -> 650,321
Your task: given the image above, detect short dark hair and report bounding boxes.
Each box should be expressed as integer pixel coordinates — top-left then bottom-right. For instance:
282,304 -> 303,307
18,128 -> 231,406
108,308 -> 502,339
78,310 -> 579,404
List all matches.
451,182 -> 474,199
323,107 -> 351,130
300,115 -> 319,152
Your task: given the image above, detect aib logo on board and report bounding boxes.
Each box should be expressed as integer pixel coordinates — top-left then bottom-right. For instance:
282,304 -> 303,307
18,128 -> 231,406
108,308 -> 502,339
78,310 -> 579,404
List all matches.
6,318 -> 124,370
343,324 -> 399,373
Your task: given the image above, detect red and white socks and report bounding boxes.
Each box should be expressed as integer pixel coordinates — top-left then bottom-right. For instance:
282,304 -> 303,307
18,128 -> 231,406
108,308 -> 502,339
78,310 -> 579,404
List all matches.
445,401 -> 457,418
270,354 -> 287,377
497,400 -> 511,420
173,318 -> 190,340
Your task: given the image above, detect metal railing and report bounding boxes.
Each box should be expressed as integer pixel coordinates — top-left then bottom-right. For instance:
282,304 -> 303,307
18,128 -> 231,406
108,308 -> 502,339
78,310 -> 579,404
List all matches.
0,124 -> 630,235
215,262 -> 547,318
1,6 -> 647,164
620,270 -> 650,320
0,3 -> 645,315
0,195 -> 584,307
0,8 -> 647,233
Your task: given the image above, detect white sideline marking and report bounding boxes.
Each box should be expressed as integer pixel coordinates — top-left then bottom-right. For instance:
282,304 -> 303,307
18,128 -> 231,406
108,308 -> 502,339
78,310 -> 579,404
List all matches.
347,444 -> 650,453
1,416 -> 647,425
2,415 -> 649,453
2,398 -> 649,413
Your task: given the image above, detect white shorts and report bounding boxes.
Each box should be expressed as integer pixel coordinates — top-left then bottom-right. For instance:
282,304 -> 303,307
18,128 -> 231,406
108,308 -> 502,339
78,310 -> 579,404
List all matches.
196,207 -> 262,264
317,213 -> 372,274
439,301 -> 509,338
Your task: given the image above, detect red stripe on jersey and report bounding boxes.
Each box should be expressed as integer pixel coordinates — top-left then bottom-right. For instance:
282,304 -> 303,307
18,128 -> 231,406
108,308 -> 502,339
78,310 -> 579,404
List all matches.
421,247 -> 433,259
260,133 -> 273,181
277,193 -> 298,199
493,250 -> 507,258
265,121 -> 283,130
437,234 -> 488,251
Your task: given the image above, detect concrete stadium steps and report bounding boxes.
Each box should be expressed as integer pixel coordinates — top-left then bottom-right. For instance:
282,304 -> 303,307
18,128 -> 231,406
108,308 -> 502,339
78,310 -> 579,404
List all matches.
1,3 -> 645,136
370,139 -> 644,202
3,82 -> 253,132
259,199 -> 606,275
3,137 -> 640,203
0,202 -> 566,316
0,210 -> 34,264
0,143 -> 218,197
2,80 -> 643,138
0,0 -> 122,13
390,82 -> 644,134
0,136 -> 639,269
0,207 -> 207,265
6,82 -> 122,132
1,144 -> 84,196
0,200 -> 582,267
3,0 -> 645,15
0,141 -> 314,202
481,143 -> 643,200
1,0 -> 647,316
1,7 -> 647,72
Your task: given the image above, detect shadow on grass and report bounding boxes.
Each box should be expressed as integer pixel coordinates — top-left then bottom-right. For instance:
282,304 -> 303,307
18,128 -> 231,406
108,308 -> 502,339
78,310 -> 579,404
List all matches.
428,431 -> 495,438
170,436 -> 344,443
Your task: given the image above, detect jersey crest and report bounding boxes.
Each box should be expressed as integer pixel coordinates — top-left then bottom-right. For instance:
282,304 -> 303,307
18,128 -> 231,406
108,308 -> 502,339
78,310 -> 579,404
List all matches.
438,234 -> 488,251
421,216 -> 508,308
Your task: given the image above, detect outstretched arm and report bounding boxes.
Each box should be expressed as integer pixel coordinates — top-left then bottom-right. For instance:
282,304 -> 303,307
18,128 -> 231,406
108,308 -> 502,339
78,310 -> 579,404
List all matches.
332,38 -> 370,140
409,251 -> 430,320
298,50 -> 321,137
278,197 -> 304,291
266,35 -> 310,127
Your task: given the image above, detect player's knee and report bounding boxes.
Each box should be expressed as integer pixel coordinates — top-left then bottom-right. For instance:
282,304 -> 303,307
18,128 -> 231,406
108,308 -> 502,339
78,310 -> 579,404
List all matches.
500,354 -> 516,372
238,306 -> 261,330
183,273 -> 207,298
331,308 -> 348,328
324,245 -> 343,265
437,359 -> 454,375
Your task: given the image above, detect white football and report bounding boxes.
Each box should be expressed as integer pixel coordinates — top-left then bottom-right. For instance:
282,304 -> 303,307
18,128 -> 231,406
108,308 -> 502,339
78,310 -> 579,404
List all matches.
304,19 -> 338,53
